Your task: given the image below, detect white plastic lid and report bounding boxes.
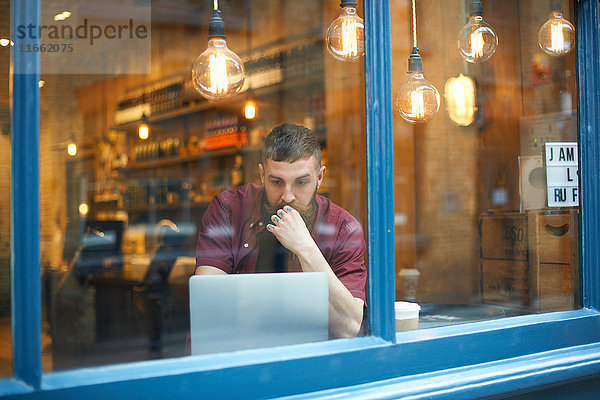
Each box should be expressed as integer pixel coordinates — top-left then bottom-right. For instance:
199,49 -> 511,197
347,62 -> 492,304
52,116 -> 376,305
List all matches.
394,301 -> 421,319
398,268 -> 420,277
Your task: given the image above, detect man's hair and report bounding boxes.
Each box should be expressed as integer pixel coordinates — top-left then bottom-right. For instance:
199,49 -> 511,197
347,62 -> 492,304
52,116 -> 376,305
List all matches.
261,123 -> 321,167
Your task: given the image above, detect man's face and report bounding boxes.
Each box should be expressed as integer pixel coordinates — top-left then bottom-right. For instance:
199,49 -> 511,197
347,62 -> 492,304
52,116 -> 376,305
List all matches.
259,156 -> 326,211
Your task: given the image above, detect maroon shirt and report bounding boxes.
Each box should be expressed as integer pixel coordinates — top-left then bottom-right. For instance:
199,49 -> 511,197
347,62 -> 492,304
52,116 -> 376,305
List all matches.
195,183 -> 367,302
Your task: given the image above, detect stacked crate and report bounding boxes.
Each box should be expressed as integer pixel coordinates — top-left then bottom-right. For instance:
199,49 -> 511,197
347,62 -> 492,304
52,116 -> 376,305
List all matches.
479,210 -> 579,311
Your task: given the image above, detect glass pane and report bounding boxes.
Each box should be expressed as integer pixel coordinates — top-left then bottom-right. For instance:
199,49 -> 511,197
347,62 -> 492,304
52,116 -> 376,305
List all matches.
391,0 -> 579,331
40,0 -> 366,370
0,1 -> 11,375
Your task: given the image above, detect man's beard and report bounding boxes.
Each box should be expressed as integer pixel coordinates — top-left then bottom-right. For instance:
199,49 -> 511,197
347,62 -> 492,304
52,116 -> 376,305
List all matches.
262,187 -> 318,229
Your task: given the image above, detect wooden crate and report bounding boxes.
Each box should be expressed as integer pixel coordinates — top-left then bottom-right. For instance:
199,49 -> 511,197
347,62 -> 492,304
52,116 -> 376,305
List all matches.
480,259 -> 529,306
528,210 -> 579,311
479,210 -> 579,311
480,213 -> 528,261
479,213 -> 529,307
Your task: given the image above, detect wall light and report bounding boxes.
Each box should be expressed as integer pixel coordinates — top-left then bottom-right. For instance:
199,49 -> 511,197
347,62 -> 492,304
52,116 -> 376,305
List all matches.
67,142 -> 77,156
138,114 -> 150,140
79,203 -> 89,216
444,74 -> 477,126
244,101 -> 256,120
138,123 -> 149,140
54,11 -> 71,22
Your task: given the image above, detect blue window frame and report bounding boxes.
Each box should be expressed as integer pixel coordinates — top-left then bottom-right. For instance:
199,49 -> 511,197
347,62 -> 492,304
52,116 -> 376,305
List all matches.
3,0 -> 600,399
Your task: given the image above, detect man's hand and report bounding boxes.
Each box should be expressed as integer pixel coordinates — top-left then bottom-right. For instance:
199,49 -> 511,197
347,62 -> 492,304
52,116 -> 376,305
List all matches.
266,205 -> 314,255
267,205 -> 363,338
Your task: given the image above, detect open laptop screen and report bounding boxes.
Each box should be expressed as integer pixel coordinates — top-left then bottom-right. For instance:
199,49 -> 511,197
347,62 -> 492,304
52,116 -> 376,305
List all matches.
189,272 -> 328,355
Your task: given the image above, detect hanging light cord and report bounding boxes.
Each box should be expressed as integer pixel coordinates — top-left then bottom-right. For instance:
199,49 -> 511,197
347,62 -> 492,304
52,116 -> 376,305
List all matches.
411,0 -> 417,48
214,0 -> 218,11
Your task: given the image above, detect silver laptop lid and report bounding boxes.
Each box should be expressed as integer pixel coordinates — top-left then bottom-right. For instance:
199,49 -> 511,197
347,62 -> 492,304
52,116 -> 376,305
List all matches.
189,272 -> 329,355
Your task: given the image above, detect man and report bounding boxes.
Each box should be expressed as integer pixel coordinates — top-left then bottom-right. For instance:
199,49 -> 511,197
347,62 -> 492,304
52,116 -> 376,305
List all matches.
195,123 -> 366,338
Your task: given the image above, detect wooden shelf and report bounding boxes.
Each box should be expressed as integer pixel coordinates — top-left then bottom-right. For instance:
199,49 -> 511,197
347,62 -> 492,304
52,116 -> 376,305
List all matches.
113,75 -> 323,130
119,145 -> 261,171
123,201 -> 210,213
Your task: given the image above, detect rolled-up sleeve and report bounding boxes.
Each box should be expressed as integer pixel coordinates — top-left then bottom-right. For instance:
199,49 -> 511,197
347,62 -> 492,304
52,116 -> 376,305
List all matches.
330,219 -> 367,303
195,196 -> 234,274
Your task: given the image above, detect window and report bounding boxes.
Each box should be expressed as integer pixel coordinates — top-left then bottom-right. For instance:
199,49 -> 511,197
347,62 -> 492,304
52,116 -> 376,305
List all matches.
3,0 -> 600,399
391,0 -> 580,330
37,0 -> 367,370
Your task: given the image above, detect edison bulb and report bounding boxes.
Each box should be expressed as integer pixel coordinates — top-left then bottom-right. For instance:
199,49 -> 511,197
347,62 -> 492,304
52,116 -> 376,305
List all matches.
395,72 -> 440,124
326,6 -> 365,62
538,11 -> 575,56
458,15 -> 498,63
192,38 -> 245,100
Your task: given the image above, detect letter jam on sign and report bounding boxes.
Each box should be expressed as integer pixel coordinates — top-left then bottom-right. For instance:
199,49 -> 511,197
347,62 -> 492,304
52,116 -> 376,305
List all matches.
545,142 -> 579,207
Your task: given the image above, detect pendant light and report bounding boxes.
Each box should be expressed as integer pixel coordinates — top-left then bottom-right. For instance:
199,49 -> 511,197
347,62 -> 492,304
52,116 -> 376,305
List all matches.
192,0 -> 246,100
538,0 -> 575,56
457,0 -> 498,63
395,0 -> 440,124
326,0 -> 365,62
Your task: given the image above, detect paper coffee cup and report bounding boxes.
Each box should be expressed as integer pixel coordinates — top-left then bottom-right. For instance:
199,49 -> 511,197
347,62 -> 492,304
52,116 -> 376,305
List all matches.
399,268 -> 420,301
395,301 -> 420,331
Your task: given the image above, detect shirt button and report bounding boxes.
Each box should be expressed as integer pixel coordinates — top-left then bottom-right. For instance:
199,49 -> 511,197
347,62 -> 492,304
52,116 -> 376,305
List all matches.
250,223 -> 254,228
243,243 -> 249,248
258,222 -> 263,227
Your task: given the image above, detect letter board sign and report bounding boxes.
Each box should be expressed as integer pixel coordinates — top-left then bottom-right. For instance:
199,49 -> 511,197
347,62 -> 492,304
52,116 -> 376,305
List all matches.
545,142 -> 578,207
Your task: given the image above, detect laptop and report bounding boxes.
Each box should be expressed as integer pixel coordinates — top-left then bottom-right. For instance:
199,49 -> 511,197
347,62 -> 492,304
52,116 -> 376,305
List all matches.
189,272 -> 329,355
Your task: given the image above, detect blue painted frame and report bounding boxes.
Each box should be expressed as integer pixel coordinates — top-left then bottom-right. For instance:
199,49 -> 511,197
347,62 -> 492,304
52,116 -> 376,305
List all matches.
2,0 -> 600,399
577,0 -> 600,311
8,0 -> 41,395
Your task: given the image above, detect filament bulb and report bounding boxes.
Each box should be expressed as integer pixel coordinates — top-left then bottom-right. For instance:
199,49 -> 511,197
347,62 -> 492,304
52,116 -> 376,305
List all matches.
209,52 -> 228,94
395,72 -> 440,124
192,38 -> 245,100
192,10 -> 245,100
458,15 -> 498,63
326,5 -> 365,62
538,11 -> 575,56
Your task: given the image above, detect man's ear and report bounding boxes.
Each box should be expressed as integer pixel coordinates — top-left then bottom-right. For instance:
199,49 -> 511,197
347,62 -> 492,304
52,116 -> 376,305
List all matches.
316,165 -> 326,189
258,163 -> 265,185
